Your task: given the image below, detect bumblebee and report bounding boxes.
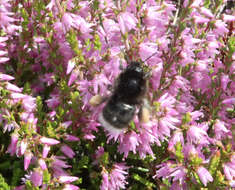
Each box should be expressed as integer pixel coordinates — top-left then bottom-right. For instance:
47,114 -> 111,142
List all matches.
90,61 -> 150,133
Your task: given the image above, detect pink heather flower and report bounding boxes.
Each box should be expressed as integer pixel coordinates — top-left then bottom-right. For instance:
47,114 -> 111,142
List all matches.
63,184 -> 79,190
0,50 -> 7,56
103,57 -> 121,81
101,163 -> 129,190
137,130 -> 155,158
52,156 -> 71,169
143,6 -> 164,28
0,56 -> 9,63
223,14 -> 235,22
139,42 -> 159,63
3,122 -> 17,133
117,12 -> 137,34
20,112 -> 37,128
68,70 -> 78,86
193,15 -> 210,24
187,124 -> 210,145
41,73 -> 55,86
222,98 -> 235,105
155,162 -> 172,178
101,169 -> 109,190
0,7 -> 15,27
200,7 -> 214,18
168,166 -> 187,184
168,131 -> 184,152
20,140 -> 27,155
30,170 -> 43,187
214,120 -> 229,140
65,134 -> 80,141
191,71 -> 211,93
10,94 -> 36,113
100,19 -> 121,46
0,36 -> 8,43
92,73 -> 110,95
78,79 -> 92,107
24,151 -> 33,170
93,146 -> 104,165
77,1 -> 89,16
159,116 -> 178,137
38,159 -> 47,170
46,0 -> 56,10
48,110 -> 56,119
191,0 -> 203,7
109,164 -> 129,189
61,121 -> 73,128
170,181 -> 188,190
66,59 -> 75,75
230,181 -> 235,188
223,156 -> 235,181
53,167 -> 69,178
62,13 -> 77,31
214,20 -> 229,35
58,176 -> 78,183
40,137 -> 60,145
61,144 -> 75,158
0,73 -> 14,81
197,166 -> 213,186
42,145 -> 50,158
118,132 -> 139,158
7,134 -> 18,156
169,75 -> 191,95
184,144 -> 201,160
46,96 -> 60,109
221,74 -> 230,91
6,82 -> 22,92
155,161 -> 187,186
11,93 -> 27,99
150,63 -> 163,90
77,16 -> 93,39
158,93 -> 176,108
190,111 -> 204,122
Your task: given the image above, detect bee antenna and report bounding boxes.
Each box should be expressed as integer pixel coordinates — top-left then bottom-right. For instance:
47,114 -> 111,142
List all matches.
143,51 -> 158,63
98,14 -> 110,49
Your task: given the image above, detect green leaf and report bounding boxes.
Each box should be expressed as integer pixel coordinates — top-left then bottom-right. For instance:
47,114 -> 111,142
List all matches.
132,174 -> 156,188
192,171 -> 203,186
101,152 -> 109,165
203,0 -> 211,8
208,151 -> 221,176
78,156 -> 89,169
182,112 -> 191,124
175,142 -> 184,163
43,170 -> 51,184
94,34 -> 102,51
0,174 -> 10,190
190,154 -> 203,166
92,0 -> 100,11
228,36 -> 235,56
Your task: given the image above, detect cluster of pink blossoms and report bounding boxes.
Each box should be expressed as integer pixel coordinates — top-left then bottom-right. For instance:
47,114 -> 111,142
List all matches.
0,0 -> 234,189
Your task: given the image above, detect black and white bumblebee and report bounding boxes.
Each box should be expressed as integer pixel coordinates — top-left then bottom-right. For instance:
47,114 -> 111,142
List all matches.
90,60 -> 150,133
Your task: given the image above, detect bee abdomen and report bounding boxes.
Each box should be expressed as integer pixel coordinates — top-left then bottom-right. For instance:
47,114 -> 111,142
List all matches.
102,101 -> 136,129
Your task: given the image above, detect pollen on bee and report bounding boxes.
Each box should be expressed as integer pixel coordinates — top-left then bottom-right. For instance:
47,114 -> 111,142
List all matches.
140,107 -> 150,123
89,95 -> 103,106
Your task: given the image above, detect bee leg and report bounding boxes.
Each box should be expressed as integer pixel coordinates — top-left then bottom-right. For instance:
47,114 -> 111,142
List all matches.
107,84 -> 113,91
144,70 -> 152,79
119,63 -> 124,71
138,98 -> 150,123
89,95 -> 107,106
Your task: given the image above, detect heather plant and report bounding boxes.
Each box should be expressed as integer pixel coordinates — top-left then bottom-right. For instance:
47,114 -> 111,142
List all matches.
0,0 -> 234,190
